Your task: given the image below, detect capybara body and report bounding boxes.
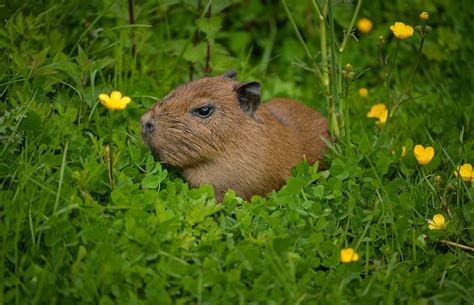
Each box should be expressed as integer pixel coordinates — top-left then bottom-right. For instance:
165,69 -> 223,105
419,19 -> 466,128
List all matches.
141,72 -> 328,201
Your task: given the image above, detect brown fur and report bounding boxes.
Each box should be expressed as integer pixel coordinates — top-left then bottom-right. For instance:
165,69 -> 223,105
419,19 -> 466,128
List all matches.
141,75 -> 328,201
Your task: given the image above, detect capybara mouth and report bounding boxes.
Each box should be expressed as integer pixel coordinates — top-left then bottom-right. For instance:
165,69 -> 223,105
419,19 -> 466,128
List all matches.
147,144 -> 174,166
144,142 -> 164,162
140,131 -> 164,163
140,127 -> 153,144
151,148 -> 165,163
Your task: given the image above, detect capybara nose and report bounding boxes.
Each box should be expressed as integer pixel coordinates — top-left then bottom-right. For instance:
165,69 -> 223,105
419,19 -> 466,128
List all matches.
141,119 -> 155,135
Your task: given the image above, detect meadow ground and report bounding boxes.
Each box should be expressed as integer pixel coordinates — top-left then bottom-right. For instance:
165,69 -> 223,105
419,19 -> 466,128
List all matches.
1,1 -> 473,304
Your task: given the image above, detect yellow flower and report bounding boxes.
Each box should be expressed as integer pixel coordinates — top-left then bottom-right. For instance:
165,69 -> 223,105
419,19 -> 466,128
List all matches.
358,88 -> 368,98
357,18 -> 373,34
455,163 -> 472,182
401,146 -> 406,157
427,214 -> 447,230
340,247 -> 359,263
413,145 -> 434,165
99,91 -> 132,111
367,103 -> 388,125
419,11 -> 429,21
390,22 -> 414,40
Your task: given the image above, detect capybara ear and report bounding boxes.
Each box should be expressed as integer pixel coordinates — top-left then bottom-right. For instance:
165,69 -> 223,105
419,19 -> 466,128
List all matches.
223,70 -> 237,79
236,81 -> 261,116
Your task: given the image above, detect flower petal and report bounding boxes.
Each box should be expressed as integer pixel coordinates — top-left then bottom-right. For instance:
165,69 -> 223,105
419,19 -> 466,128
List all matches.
99,94 -> 110,103
120,96 -> 132,105
377,108 -> 388,125
340,248 -> 359,263
390,22 -> 414,39
413,145 -> 424,158
340,249 -> 351,263
457,163 -> 473,181
111,91 -> 122,101
357,18 -> 373,34
358,88 -> 368,98
352,253 -> 360,262
367,103 -> 387,118
428,214 -> 447,230
432,214 -> 445,225
424,147 -> 435,162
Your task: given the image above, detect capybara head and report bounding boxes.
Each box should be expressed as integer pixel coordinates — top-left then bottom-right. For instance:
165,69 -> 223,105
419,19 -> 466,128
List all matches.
140,72 -> 261,169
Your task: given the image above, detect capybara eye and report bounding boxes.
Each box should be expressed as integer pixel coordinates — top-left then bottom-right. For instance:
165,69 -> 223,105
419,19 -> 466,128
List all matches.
192,105 -> 215,118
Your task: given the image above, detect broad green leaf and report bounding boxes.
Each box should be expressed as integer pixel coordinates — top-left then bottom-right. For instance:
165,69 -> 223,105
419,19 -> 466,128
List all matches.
197,16 -> 222,44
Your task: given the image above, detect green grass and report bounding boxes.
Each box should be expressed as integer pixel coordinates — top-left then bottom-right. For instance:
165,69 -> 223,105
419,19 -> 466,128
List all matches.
1,1 -> 473,304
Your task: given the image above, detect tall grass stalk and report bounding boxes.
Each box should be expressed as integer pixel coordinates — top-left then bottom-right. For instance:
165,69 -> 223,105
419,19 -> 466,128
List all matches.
311,0 -> 331,135
327,0 -> 340,138
281,0 -> 324,84
391,36 -> 426,117
339,0 -> 363,53
325,0 -> 362,139
53,142 -> 68,214
204,3 -> 212,75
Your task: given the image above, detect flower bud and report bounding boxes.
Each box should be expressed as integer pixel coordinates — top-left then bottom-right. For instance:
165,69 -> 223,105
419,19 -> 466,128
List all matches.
419,11 -> 429,21
104,145 -> 111,162
414,25 -> 422,32
72,171 -> 81,181
377,36 -> 385,46
345,63 -> 353,72
425,26 -> 432,32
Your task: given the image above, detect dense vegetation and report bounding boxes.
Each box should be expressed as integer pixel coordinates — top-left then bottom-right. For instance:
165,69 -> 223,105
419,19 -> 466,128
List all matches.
1,0 -> 473,304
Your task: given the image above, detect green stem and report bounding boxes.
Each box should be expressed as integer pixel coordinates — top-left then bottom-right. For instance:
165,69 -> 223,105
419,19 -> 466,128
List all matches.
372,40 -> 399,148
108,110 -> 117,142
259,18 -> 277,74
339,85 -> 345,137
387,40 -> 400,80
402,36 -> 425,98
165,0 -> 212,80
379,45 -> 389,109
54,141 -> 68,214
281,0 -> 312,60
312,0 -> 329,94
390,36 -> 425,117
312,0 -> 331,130
339,0 -> 363,53
337,54 -> 343,98
343,83 -> 351,143
366,156 -> 400,252
386,40 -> 400,113
204,3 -> 212,74
281,0 -> 324,84
327,0 -> 340,138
